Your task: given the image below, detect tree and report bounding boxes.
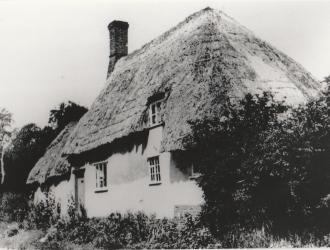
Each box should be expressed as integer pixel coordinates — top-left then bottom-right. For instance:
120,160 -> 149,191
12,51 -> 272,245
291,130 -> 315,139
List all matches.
323,75 -> 330,85
185,89 -> 330,236
184,92 -> 288,234
2,124 -> 46,192
0,108 -> 12,185
2,101 -> 87,192
48,101 -> 87,133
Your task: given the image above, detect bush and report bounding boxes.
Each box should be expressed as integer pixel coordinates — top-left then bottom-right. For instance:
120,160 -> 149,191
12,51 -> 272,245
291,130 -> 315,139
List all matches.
45,212 -> 214,249
0,192 -> 29,223
142,214 -> 214,249
184,91 -> 330,235
25,193 -> 61,230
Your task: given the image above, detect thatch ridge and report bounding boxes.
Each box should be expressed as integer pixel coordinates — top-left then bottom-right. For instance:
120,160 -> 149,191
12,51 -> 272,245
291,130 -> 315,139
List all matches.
27,122 -> 77,185
62,7 -> 322,156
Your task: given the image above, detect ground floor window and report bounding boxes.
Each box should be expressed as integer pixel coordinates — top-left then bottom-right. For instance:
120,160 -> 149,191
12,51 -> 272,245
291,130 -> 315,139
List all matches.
148,156 -> 161,185
94,161 -> 108,189
189,163 -> 201,180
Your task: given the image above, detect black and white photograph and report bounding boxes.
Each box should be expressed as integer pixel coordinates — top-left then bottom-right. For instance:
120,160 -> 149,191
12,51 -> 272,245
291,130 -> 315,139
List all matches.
0,0 -> 330,248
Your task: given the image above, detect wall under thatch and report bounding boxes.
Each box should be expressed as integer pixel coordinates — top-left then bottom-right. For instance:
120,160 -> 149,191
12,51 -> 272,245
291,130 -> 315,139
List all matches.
27,122 -> 77,185
63,7 -> 322,156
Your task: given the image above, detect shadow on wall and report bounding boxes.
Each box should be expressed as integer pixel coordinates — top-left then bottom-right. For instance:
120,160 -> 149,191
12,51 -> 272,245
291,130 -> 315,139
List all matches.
69,130 -> 149,168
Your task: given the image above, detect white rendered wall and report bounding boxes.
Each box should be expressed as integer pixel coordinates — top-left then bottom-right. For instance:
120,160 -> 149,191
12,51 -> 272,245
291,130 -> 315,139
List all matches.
33,174 -> 75,215
84,126 -> 203,218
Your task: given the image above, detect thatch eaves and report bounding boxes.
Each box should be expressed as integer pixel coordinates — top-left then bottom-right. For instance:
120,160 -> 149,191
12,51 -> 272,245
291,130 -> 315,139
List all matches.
63,7 -> 322,156
27,122 -> 77,185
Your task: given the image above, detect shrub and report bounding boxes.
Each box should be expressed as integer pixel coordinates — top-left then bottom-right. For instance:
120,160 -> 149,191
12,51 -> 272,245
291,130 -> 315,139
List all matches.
45,212 -> 215,249
141,214 -> 214,249
184,91 -> 330,235
0,191 -> 29,223
25,193 -> 61,230
184,92 -> 290,234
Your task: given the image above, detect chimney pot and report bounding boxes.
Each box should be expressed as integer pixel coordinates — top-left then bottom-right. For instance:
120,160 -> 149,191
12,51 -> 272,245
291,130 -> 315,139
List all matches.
107,20 -> 129,78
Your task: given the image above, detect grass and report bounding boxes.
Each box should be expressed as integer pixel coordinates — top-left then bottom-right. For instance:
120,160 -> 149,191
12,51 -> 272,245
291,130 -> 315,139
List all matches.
0,222 -> 43,250
1,220 -> 330,249
0,222 -> 102,250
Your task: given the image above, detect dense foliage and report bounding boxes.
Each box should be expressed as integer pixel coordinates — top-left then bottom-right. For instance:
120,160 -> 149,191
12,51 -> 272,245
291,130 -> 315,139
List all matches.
2,124 -> 55,191
0,108 -> 12,184
51,212 -> 215,249
48,101 -> 88,133
0,108 -> 12,142
0,192 -> 28,223
185,89 -> 330,236
1,101 -> 87,192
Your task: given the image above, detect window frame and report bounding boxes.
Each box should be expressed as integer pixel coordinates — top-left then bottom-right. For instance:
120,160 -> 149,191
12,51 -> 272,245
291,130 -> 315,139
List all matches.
94,161 -> 108,193
148,99 -> 163,127
189,163 -> 201,180
148,156 -> 161,186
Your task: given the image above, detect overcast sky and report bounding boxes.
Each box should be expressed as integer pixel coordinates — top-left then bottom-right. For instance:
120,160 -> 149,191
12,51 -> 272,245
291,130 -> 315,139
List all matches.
0,0 -> 329,129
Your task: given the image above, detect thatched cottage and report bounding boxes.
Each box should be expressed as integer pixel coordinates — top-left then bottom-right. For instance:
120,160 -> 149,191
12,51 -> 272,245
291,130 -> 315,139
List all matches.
27,7 -> 321,218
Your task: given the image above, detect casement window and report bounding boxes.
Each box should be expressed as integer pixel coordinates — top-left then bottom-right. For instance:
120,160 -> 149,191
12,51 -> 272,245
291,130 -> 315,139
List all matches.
189,164 -> 201,180
94,161 -> 108,191
149,100 -> 162,126
148,156 -> 161,185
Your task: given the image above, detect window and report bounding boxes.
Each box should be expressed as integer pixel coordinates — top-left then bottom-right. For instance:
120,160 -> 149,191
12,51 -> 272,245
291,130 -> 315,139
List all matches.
148,156 -> 161,185
189,164 -> 201,180
94,161 -> 108,190
149,100 -> 162,126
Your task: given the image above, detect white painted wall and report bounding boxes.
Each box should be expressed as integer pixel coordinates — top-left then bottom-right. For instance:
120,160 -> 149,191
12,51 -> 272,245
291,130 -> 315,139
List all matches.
33,174 -> 75,215
83,126 -> 204,218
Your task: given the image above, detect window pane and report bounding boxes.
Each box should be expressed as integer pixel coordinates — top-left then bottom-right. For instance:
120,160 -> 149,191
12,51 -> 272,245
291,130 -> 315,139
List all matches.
148,156 -> 161,183
149,101 -> 163,126
156,102 -> 161,112
104,164 -> 107,187
95,166 -> 98,188
95,162 -> 108,189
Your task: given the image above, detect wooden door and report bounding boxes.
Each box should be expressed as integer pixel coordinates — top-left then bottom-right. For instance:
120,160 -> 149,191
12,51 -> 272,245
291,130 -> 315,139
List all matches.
74,169 -> 85,214
77,177 -> 85,208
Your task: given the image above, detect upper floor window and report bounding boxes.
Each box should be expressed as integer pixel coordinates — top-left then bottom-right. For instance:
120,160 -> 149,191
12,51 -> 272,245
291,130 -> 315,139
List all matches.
148,156 -> 161,185
149,100 -> 162,126
94,161 -> 108,191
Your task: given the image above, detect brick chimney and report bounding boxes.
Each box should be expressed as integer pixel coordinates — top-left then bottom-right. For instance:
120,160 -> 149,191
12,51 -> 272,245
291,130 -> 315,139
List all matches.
107,20 -> 129,78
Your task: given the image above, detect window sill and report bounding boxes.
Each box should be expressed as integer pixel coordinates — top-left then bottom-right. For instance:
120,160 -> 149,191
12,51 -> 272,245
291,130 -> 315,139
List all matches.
149,123 -> 164,130
149,182 -> 162,186
189,174 -> 202,181
94,188 -> 108,193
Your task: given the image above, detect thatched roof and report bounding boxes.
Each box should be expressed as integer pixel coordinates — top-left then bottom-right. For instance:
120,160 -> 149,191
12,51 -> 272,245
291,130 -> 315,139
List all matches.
63,7 -> 322,155
27,122 -> 77,184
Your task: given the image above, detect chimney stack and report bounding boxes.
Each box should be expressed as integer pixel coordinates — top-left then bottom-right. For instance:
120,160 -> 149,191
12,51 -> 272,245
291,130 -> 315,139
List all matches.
107,20 -> 129,78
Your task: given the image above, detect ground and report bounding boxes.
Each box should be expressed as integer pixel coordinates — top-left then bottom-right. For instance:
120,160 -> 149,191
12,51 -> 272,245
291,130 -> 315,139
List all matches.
0,220 -> 325,249
0,222 -> 100,250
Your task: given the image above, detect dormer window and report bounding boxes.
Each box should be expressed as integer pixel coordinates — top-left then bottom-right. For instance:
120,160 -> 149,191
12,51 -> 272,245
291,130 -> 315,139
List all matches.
149,100 -> 162,126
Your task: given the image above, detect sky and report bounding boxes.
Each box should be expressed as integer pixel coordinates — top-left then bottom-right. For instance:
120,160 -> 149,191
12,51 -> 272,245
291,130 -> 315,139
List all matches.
0,0 -> 329,129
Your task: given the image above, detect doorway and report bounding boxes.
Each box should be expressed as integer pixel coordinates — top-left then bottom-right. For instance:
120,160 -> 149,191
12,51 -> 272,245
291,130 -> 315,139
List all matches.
74,168 -> 85,215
